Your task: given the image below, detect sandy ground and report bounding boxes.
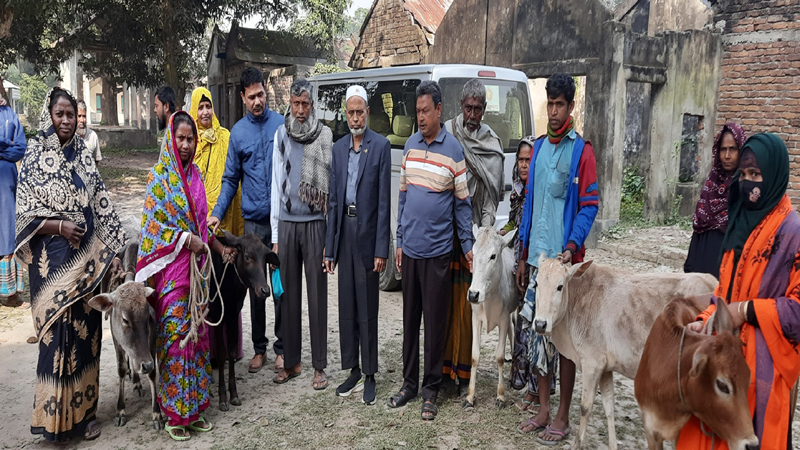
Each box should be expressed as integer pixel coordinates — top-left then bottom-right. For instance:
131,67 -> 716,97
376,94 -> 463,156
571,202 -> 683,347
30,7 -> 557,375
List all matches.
1,151 -> 798,450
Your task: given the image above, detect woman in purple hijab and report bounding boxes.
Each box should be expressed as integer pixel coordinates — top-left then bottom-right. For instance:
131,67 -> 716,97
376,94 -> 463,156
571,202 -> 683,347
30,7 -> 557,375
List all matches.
683,122 -> 746,278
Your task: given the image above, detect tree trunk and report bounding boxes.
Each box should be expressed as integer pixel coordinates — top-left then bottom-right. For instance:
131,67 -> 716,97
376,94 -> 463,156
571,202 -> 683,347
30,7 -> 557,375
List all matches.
101,77 -> 119,126
160,0 -> 184,110
0,73 -> 8,105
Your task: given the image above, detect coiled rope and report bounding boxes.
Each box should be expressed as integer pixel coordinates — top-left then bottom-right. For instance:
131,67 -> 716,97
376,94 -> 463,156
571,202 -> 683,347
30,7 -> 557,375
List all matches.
179,241 -> 232,349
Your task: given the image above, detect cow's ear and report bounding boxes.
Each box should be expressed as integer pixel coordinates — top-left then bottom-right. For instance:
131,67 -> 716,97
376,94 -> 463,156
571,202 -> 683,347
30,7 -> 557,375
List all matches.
472,224 -> 480,240
569,260 -> 593,279
501,228 -> 517,247
712,299 -> 735,334
143,286 -> 155,298
88,293 -> 114,312
217,230 -> 241,248
265,250 -> 280,268
538,252 -> 548,267
689,351 -> 708,378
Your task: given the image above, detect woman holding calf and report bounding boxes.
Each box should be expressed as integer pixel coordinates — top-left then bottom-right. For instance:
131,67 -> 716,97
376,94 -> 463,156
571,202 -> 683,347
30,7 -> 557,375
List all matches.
135,111 -> 235,441
683,133 -> 800,450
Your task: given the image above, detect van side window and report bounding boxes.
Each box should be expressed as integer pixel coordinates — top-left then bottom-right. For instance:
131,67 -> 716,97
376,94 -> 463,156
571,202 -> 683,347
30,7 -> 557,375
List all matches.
439,78 -> 532,153
317,79 -> 421,147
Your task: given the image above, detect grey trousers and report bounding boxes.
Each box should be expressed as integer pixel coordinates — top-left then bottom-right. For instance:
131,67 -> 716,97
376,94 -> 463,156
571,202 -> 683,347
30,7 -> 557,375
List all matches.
337,215 -> 379,375
279,219 -> 328,370
244,218 -> 282,356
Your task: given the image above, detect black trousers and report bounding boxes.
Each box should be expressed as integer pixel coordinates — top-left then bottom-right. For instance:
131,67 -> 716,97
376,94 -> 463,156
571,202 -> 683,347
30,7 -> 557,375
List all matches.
279,219 -> 328,370
337,215 -> 379,375
244,218 -> 283,356
401,253 -> 451,400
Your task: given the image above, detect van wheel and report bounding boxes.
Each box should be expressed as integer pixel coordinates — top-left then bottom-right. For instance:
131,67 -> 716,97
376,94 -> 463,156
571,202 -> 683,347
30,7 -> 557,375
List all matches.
380,240 -> 401,291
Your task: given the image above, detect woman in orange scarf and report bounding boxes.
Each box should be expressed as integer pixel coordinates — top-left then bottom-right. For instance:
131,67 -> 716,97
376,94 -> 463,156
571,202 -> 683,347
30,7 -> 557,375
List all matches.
681,133 -> 800,450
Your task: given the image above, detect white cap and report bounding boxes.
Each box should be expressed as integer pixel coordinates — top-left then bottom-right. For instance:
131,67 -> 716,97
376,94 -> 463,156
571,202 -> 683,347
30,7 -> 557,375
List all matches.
345,85 -> 368,104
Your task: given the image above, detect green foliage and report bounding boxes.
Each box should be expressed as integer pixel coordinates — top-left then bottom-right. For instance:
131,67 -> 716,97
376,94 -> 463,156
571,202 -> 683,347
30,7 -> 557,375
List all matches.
663,194 -> 692,230
309,63 -> 349,76
620,165 -> 646,224
19,73 -> 49,121
340,7 -> 368,38
289,0 -> 351,59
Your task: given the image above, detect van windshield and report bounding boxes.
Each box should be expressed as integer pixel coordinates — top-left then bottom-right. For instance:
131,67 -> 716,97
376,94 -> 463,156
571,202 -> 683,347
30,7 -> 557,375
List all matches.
316,77 -> 531,152
439,78 -> 532,153
317,80 -> 421,147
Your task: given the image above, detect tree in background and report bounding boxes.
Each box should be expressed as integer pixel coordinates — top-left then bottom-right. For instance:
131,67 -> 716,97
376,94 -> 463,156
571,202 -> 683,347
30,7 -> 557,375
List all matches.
0,0 -> 350,116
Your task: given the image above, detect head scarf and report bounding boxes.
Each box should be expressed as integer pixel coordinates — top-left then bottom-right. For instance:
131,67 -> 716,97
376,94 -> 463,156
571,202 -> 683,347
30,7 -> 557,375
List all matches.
135,111 -> 204,280
189,87 -> 220,146
511,136 -> 535,219
15,88 -> 125,337
692,123 -> 747,234
719,133 -> 789,271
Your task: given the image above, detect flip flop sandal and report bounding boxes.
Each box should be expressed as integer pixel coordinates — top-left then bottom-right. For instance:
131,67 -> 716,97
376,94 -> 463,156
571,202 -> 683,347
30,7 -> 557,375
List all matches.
312,374 -> 329,391
83,420 -> 101,441
515,398 -> 541,412
420,399 -> 438,421
387,388 -> 416,408
273,370 -> 301,384
517,418 -> 547,434
187,416 -> 213,432
165,424 -> 191,441
536,424 -> 571,446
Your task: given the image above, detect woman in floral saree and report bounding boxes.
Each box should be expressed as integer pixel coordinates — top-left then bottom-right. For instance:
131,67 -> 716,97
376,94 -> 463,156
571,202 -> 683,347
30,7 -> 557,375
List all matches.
682,133 -> 800,450
16,88 -> 126,442
135,111 -> 234,441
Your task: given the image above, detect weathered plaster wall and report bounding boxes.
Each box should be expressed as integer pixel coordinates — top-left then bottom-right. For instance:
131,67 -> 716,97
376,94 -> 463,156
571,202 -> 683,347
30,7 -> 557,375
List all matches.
645,30 -> 721,221
648,0 -> 713,35
715,0 -> 800,207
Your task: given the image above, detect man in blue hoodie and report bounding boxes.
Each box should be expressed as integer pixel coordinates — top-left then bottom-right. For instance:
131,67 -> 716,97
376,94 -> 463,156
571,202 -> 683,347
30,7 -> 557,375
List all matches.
208,67 -> 285,374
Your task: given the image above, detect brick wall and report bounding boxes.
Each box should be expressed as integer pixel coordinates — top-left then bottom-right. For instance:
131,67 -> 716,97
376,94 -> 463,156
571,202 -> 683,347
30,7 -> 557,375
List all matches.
715,0 -> 800,206
268,75 -> 293,113
350,0 -> 430,68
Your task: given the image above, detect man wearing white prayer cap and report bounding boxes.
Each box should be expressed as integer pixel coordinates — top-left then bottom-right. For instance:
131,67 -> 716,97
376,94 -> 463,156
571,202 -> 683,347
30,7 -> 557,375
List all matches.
324,84 -> 392,405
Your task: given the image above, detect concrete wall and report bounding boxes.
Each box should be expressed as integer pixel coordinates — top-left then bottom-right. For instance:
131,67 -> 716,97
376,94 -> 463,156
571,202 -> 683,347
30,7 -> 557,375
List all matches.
93,126 -> 156,149
351,0 -> 431,68
648,0 -> 713,35
645,30 -> 721,221
714,0 -> 800,208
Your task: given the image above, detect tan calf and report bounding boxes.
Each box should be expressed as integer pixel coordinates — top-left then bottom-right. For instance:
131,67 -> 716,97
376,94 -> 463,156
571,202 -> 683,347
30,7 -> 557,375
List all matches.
532,256 -> 717,450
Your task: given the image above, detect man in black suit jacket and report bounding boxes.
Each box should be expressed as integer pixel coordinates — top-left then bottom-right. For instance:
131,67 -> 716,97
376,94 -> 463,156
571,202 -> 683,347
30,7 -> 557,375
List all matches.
324,85 -> 392,405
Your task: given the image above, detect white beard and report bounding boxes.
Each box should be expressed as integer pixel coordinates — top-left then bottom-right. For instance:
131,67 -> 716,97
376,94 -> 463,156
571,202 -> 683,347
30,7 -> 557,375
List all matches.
76,126 -> 87,138
350,126 -> 365,137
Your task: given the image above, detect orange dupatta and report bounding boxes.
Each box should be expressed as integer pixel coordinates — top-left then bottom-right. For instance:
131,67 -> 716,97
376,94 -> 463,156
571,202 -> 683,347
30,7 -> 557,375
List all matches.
678,195 -> 800,450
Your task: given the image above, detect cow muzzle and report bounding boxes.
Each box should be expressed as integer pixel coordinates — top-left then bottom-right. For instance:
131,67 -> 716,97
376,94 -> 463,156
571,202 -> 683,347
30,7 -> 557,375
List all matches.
467,290 -> 480,303
534,318 -> 548,334
141,361 -> 154,374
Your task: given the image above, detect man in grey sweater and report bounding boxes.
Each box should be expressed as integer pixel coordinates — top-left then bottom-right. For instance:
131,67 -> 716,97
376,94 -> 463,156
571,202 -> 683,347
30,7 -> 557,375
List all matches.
271,78 -> 333,390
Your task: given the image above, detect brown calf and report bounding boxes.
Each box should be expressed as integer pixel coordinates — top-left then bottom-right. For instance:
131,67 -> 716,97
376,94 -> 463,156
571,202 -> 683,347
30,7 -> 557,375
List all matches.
634,296 -> 758,450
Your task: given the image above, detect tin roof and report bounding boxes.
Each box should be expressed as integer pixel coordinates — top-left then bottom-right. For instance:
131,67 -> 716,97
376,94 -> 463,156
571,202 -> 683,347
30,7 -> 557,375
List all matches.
402,0 -> 453,37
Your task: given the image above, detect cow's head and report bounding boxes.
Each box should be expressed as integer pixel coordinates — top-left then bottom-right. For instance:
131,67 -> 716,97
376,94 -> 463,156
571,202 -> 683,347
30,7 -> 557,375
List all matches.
685,300 -> 757,450
467,225 -> 516,304
89,281 -> 156,374
217,231 -> 280,301
533,255 -> 592,335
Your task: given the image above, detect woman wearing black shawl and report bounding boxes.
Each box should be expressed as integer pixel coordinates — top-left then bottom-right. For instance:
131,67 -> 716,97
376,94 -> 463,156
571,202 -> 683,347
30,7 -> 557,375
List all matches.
15,88 -> 125,442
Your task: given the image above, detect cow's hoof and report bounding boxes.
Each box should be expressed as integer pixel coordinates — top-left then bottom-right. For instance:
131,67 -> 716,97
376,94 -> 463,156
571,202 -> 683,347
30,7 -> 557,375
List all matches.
152,418 -> 164,430
114,415 -> 127,427
495,399 -> 506,409
219,402 -> 230,411
230,397 -> 241,406
462,399 -> 474,409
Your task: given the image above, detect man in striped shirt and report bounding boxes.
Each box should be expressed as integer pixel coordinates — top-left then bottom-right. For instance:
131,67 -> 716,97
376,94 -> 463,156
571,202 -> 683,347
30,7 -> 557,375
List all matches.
386,80 -> 474,421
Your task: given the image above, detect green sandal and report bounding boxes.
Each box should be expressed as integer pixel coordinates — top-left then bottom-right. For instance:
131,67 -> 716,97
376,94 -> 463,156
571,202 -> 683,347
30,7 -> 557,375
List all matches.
188,416 -> 213,432
165,424 -> 191,441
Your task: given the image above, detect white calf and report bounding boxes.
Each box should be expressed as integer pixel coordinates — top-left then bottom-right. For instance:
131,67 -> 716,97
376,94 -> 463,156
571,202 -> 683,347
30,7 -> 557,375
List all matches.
464,225 -> 518,408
